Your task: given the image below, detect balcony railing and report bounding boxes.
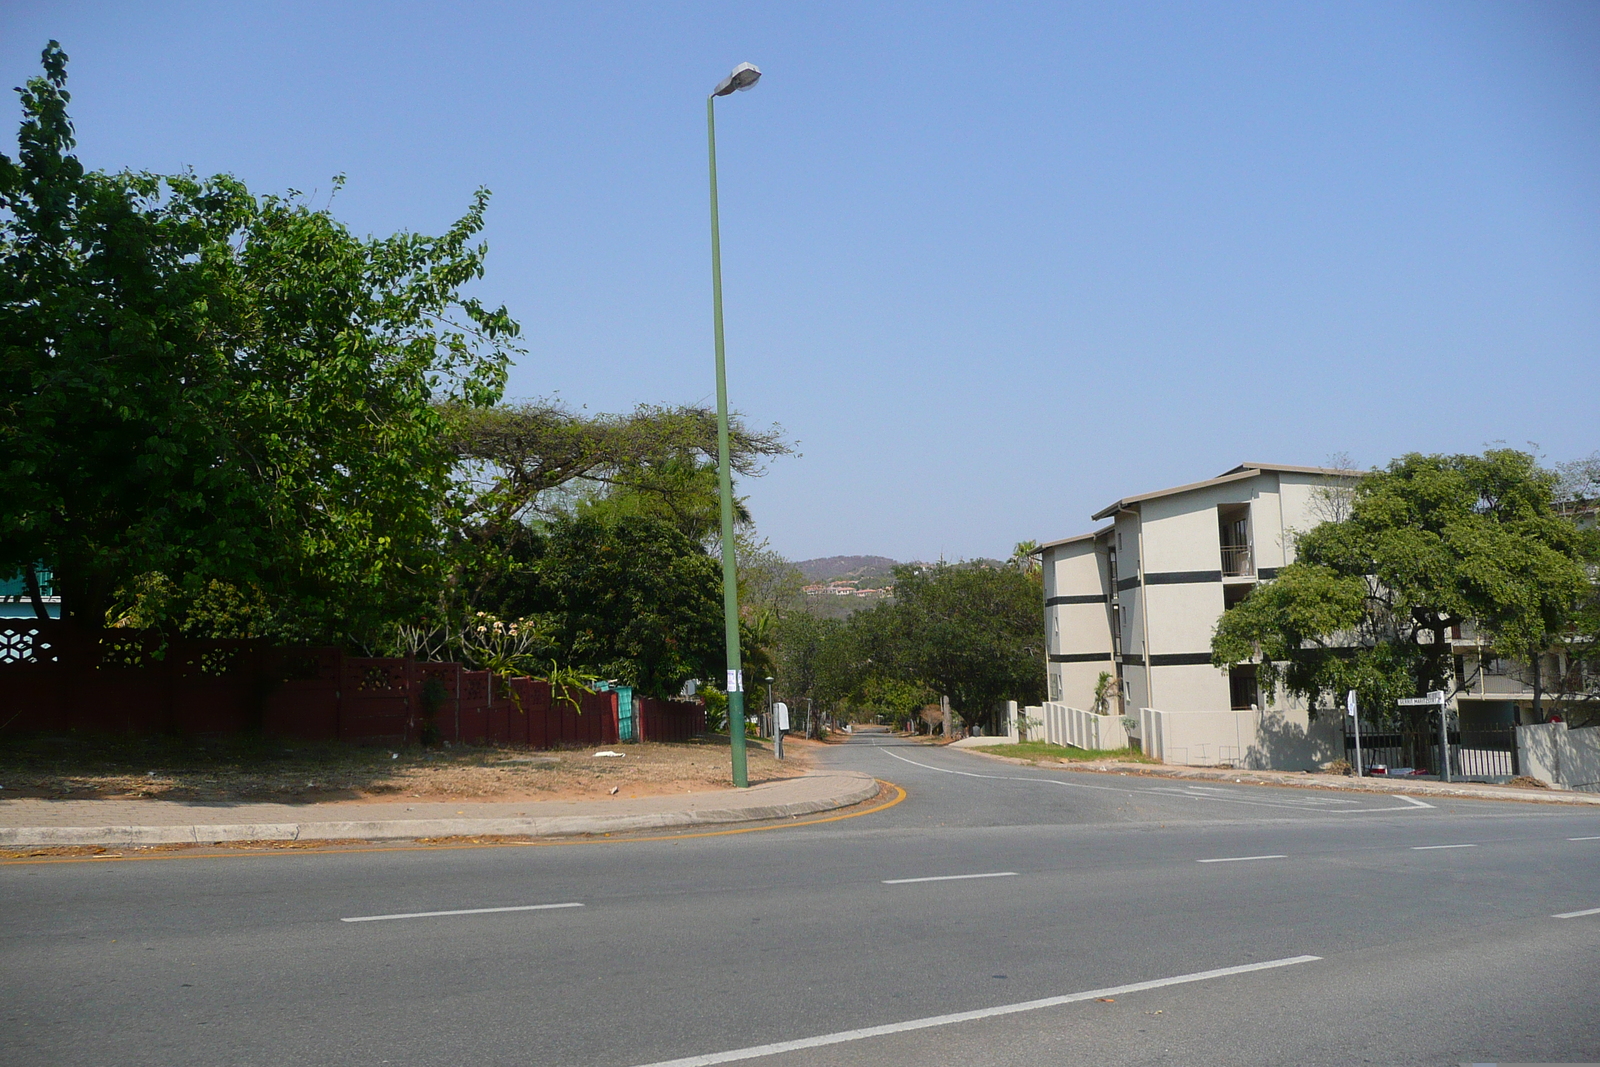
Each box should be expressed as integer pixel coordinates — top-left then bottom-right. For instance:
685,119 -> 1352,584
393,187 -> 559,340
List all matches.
1220,544 -> 1254,578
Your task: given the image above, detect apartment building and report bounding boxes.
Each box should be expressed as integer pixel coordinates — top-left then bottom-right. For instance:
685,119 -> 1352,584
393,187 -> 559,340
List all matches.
1038,463 -> 1354,767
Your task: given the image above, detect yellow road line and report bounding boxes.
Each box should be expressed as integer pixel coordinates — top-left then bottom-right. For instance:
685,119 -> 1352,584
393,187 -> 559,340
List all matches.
0,780 -> 907,867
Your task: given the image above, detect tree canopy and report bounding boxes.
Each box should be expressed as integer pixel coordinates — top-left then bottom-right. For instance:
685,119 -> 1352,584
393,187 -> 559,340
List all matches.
1,43 -> 517,644
772,560 -> 1044,732
1212,450 -> 1597,720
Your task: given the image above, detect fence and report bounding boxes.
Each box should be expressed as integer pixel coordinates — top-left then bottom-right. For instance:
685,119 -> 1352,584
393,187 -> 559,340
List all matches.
0,619 -> 703,748
1031,702 -> 1128,750
1343,725 -> 1518,779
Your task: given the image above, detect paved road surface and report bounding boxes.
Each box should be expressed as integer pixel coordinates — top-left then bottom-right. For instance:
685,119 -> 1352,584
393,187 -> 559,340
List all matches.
5,735 -> 1598,1065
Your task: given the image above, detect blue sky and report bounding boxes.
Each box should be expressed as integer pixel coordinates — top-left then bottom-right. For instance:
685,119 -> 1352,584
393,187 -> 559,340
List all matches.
4,2 -> 1597,562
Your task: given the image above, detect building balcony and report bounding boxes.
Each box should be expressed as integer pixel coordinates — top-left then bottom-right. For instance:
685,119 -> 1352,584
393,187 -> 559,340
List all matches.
1220,544 -> 1254,578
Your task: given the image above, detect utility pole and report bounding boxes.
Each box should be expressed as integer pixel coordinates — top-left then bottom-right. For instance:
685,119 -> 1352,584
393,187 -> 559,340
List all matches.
705,61 -> 762,787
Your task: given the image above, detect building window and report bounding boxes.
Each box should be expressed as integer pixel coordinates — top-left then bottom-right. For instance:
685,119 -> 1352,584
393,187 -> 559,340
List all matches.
1049,672 -> 1062,702
1229,665 -> 1259,711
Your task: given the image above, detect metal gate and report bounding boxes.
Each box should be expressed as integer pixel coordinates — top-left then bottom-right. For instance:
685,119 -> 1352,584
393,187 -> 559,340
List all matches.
617,686 -> 636,742
1346,726 -> 1518,778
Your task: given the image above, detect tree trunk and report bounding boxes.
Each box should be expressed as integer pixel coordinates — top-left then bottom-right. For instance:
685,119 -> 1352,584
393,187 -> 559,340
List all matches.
1533,652 -> 1543,722
22,564 -> 50,621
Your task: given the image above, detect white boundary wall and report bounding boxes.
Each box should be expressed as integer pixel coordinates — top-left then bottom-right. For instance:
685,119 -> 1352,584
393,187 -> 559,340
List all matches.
1137,707 -> 1340,771
1518,723 -> 1600,792
1032,702 -> 1129,751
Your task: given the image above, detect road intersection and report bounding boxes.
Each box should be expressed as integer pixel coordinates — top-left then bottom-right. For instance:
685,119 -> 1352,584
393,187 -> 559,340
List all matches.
3,734 -> 1597,1065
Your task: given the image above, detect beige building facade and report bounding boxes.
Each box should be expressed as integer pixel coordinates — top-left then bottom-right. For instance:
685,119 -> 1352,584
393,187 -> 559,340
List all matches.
1039,463 -> 1354,768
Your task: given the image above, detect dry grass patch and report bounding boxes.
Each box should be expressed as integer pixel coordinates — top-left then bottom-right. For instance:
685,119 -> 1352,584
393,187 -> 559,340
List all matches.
0,733 -> 811,804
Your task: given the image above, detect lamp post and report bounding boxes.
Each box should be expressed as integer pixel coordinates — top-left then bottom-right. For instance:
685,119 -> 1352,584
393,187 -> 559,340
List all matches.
708,61 -> 761,788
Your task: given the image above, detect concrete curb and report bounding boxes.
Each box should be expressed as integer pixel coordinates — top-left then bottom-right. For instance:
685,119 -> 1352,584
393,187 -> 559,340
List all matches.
957,747 -> 1600,807
0,773 -> 883,848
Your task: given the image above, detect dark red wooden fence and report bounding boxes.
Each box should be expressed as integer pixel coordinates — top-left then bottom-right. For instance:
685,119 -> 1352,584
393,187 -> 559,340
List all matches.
0,620 -> 703,747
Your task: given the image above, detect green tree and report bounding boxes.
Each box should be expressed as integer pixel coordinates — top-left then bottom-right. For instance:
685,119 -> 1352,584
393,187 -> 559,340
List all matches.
812,561 -> 1044,732
1212,450 -> 1594,724
0,43 -> 516,644
773,611 -> 841,734
443,400 -> 786,543
511,514 -> 723,699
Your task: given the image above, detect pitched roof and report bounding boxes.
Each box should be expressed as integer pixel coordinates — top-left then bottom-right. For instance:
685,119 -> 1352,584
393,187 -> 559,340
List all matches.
1037,525 -> 1112,552
1090,462 -> 1362,522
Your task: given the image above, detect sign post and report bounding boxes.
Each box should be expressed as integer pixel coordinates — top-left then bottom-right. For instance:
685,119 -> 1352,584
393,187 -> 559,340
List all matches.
1346,690 -> 1363,777
1397,690 -> 1450,782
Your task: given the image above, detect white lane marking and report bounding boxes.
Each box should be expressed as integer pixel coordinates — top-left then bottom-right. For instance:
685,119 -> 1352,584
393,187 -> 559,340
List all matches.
1196,854 -> 1287,864
1552,906 -> 1600,919
1411,844 -> 1476,851
1396,795 -> 1436,808
626,955 -> 1322,1067
879,749 -> 1126,793
883,871 -> 1018,885
341,902 -> 583,923
881,749 -> 1434,814
1569,836 -> 1600,841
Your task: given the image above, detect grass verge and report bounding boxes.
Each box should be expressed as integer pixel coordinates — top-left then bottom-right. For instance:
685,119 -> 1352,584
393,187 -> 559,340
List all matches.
970,741 -> 1158,764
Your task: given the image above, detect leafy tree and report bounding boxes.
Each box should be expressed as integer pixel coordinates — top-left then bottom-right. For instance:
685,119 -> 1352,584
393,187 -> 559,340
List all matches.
888,561 -> 1046,731
489,514 -> 723,699
802,561 -> 1043,732
443,400 -> 786,543
772,611 -> 841,734
0,43 -> 516,643
1212,450 -> 1594,725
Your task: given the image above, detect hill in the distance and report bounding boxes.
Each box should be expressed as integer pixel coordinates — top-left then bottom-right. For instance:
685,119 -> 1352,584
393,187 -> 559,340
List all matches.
794,555 -> 899,583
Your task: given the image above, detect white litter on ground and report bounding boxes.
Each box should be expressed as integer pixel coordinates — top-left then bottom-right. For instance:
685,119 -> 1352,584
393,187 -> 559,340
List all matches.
592,751 -> 625,758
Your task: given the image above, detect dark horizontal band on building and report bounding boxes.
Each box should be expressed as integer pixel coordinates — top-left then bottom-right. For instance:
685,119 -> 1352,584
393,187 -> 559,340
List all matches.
1048,652 -> 1114,663
1149,652 -> 1217,666
1110,568 -> 1280,590
1144,570 -> 1221,585
1045,594 -> 1109,606
1110,652 -> 1218,667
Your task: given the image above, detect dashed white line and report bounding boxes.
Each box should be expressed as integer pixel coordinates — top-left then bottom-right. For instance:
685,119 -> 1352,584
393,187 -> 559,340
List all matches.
1552,906 -> 1600,919
883,872 -> 1018,885
624,955 -> 1322,1067
1568,836 -> 1600,842
1411,844 -> 1476,851
1196,854 -> 1287,864
341,902 -> 584,923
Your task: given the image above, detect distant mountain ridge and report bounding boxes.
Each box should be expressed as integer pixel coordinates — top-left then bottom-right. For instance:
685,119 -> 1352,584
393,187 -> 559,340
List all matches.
794,555 -> 899,583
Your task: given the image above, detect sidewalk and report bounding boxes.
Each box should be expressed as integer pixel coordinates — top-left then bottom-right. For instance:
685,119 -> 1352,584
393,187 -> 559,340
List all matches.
0,771 -> 881,847
962,748 -> 1600,807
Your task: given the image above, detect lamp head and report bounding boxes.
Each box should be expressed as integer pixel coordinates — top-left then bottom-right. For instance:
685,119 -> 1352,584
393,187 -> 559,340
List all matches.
712,62 -> 762,97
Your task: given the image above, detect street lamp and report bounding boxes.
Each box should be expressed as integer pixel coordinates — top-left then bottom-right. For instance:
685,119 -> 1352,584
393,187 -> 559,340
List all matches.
707,62 -> 761,788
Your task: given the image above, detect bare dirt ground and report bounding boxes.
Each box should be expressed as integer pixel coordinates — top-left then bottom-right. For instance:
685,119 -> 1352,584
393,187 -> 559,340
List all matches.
0,733 -> 815,804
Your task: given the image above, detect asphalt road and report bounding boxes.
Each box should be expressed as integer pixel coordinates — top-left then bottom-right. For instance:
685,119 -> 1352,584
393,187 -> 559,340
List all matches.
5,734 -> 1599,1066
